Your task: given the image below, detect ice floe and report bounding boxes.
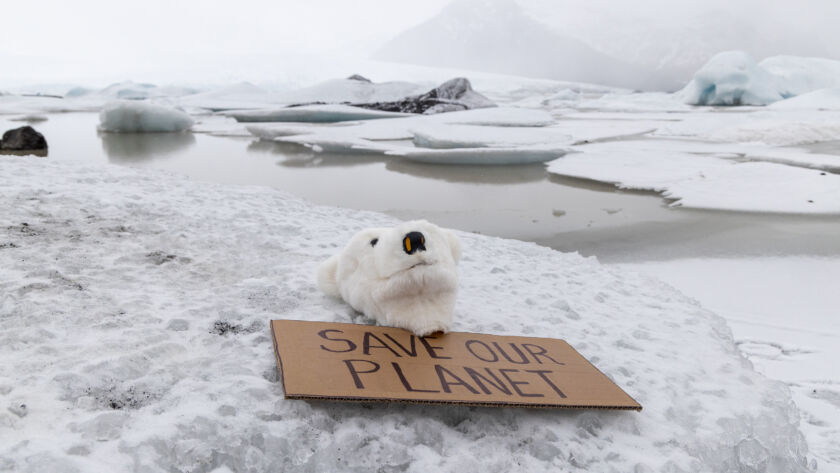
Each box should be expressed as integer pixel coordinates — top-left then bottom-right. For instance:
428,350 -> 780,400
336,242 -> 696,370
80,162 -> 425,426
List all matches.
0,155 -> 812,471
387,145 -> 567,165
548,141 -> 840,214
224,104 -> 410,123
98,101 -> 194,133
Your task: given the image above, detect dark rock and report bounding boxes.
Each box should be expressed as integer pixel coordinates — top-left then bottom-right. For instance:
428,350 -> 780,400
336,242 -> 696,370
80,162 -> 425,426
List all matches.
346,74 -> 372,83
0,126 -> 48,151
353,77 -> 496,114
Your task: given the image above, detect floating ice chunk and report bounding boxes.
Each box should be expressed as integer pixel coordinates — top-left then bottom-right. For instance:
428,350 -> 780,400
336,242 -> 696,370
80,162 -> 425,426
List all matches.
387,145 -> 567,165
664,161 -> 840,213
549,146 -> 733,191
411,124 -> 571,148
680,51 -> 788,106
548,143 -> 840,213
98,101 -> 194,133
430,107 -> 554,127
245,124 -> 318,140
703,115 -> 840,146
224,104 -> 410,123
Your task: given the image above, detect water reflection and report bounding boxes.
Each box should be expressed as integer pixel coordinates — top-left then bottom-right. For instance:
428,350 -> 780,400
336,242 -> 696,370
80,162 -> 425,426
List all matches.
385,159 -> 547,185
248,139 -> 384,168
801,140 -> 840,157
100,131 -> 196,163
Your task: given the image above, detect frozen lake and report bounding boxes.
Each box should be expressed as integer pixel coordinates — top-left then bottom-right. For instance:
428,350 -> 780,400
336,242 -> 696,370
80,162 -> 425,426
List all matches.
5,112 -> 840,264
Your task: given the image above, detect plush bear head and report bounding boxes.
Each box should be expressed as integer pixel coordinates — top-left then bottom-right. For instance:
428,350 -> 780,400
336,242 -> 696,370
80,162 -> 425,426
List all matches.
317,220 -> 461,336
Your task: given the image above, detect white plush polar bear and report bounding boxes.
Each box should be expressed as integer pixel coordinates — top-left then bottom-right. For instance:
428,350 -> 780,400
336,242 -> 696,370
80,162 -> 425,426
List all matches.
317,220 -> 461,336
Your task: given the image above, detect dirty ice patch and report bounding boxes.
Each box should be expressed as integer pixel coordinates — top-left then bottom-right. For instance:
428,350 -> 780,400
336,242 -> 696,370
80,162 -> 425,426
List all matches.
0,156 -> 812,472
98,101 -> 194,133
548,143 -> 840,214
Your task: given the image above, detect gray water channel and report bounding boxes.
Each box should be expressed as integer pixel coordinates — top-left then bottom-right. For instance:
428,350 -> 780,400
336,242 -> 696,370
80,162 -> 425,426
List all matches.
4,112 -> 839,263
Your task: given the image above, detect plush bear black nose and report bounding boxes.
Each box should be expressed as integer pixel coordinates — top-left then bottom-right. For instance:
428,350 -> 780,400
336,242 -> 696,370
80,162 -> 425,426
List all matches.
403,231 -> 426,254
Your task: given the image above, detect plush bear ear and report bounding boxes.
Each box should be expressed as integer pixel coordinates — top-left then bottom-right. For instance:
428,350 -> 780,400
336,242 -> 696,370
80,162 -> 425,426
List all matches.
446,230 -> 462,263
316,254 -> 341,297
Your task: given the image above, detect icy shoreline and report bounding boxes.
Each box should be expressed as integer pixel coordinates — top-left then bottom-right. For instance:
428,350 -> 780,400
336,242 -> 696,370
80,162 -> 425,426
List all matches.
0,156 -> 812,472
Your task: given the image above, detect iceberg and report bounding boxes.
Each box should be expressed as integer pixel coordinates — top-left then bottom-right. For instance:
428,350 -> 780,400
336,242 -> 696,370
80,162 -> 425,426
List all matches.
679,51 -> 789,106
98,101 -> 194,133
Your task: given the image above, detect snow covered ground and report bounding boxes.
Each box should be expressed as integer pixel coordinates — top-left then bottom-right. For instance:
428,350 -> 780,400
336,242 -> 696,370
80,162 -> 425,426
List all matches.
619,258 -> 840,469
0,157 -> 814,472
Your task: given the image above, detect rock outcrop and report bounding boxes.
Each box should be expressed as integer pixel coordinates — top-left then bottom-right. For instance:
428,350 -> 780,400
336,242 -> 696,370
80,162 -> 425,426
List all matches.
0,126 -> 48,154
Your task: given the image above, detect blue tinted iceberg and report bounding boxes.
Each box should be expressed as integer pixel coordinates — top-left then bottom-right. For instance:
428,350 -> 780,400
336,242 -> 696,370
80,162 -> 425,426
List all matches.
680,51 -> 789,106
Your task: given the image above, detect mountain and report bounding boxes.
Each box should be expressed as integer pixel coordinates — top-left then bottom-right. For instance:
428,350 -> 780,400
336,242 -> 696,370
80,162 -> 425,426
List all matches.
375,0 -> 840,91
374,0 -> 656,90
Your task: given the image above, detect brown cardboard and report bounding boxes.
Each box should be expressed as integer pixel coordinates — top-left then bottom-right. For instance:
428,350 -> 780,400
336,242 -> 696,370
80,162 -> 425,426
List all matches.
270,320 -> 642,410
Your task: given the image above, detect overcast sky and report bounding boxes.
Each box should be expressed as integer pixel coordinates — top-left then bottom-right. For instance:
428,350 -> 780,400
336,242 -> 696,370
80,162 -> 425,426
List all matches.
1,1 -> 451,58
3,0 -> 839,90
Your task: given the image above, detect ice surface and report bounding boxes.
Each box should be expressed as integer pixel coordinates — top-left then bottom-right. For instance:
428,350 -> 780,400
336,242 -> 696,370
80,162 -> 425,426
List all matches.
0,156 -> 812,472
618,257 -> 840,469
276,77 -> 428,105
410,124 -> 570,148
759,56 -> 840,97
98,101 -> 194,133
679,51 -> 789,106
177,82 -> 281,112
224,104 -> 410,123
770,88 -> 840,111
548,142 -> 840,214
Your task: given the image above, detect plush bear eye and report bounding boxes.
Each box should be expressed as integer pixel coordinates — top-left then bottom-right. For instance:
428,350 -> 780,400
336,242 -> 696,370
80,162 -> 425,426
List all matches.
370,238 -> 378,247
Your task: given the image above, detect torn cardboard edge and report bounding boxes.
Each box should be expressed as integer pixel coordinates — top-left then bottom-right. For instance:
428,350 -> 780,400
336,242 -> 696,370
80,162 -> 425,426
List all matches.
271,319 -> 642,411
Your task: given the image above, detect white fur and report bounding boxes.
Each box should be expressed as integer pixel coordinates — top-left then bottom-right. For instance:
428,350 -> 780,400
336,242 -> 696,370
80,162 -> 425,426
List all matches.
317,220 -> 461,336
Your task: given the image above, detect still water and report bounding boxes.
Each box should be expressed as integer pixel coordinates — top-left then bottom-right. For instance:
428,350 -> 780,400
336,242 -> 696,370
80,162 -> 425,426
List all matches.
4,112 -> 840,262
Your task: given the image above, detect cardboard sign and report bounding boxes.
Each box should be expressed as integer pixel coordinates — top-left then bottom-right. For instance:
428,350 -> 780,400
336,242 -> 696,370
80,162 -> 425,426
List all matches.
270,320 -> 641,410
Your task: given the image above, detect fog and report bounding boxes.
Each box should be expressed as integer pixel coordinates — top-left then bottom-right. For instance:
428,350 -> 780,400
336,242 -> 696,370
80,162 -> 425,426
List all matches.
3,0 -> 840,90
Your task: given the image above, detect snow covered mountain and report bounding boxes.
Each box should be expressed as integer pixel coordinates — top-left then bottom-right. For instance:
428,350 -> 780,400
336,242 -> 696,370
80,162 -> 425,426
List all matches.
376,0 -> 840,91
374,0 -> 654,91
